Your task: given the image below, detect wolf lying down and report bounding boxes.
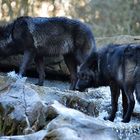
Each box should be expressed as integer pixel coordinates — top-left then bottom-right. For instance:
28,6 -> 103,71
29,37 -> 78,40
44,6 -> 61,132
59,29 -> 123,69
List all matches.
76,44 -> 140,123
0,16 -> 96,90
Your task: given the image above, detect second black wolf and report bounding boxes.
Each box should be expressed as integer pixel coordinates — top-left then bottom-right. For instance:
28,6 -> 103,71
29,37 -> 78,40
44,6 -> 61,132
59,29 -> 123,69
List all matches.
0,16 -> 96,89
76,44 -> 140,122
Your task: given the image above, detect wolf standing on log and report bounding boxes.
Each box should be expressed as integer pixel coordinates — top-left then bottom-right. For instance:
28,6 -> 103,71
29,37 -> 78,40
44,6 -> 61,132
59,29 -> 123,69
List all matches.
0,16 -> 96,89
76,44 -> 140,122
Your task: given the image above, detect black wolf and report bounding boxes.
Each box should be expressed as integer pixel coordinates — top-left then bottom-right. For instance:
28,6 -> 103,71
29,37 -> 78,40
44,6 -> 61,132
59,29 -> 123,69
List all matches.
76,44 -> 140,122
0,16 -> 96,89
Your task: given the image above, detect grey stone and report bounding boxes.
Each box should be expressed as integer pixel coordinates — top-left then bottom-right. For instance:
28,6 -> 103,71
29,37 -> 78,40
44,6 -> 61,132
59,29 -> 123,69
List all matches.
0,72 -> 140,139
0,35 -> 140,77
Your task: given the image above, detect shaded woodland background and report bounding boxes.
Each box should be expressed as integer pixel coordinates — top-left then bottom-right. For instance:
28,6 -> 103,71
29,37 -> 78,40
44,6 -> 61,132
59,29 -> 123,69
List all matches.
0,0 -> 140,37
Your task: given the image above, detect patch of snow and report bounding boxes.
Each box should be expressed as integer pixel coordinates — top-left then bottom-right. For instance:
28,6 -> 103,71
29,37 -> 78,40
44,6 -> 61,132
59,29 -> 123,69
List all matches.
7,71 -> 27,80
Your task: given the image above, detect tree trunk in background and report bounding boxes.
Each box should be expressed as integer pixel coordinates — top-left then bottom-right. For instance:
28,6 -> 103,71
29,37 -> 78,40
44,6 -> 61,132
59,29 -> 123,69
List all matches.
0,0 -> 140,37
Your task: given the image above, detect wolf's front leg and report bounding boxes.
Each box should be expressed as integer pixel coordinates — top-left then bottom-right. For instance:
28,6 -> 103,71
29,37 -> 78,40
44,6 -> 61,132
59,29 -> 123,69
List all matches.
19,50 -> 34,77
34,56 -> 45,86
104,83 -> 120,122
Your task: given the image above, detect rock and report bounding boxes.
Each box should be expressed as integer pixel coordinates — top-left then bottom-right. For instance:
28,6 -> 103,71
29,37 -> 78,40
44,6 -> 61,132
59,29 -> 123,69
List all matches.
0,74 -> 116,140
44,101 -> 118,140
0,73 -> 102,136
0,35 -> 140,79
0,73 -> 140,139
96,35 -> 140,48
0,75 -> 48,135
0,130 -> 48,140
0,101 -> 119,140
0,55 -> 69,79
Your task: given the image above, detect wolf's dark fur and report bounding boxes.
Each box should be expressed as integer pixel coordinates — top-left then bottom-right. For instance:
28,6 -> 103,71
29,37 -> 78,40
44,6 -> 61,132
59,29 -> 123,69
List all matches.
76,44 -> 140,122
0,16 -> 96,89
